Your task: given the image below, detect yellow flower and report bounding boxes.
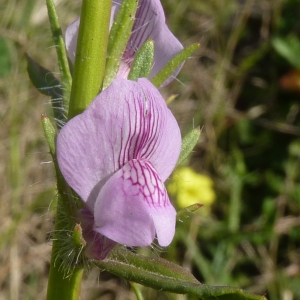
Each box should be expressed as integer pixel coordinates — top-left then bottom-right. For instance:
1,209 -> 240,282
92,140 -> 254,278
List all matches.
167,167 -> 216,216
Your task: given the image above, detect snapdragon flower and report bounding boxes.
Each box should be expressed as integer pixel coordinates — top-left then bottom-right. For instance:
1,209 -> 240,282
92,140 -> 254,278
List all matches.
65,0 -> 183,86
57,78 -> 181,258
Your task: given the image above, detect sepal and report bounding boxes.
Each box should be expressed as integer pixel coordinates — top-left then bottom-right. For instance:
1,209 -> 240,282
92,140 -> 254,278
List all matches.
103,0 -> 138,89
176,127 -> 201,166
151,43 -> 199,87
128,40 -> 155,81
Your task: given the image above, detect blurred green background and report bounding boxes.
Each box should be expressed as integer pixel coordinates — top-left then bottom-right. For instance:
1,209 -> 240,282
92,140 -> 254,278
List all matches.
1,0 -> 300,299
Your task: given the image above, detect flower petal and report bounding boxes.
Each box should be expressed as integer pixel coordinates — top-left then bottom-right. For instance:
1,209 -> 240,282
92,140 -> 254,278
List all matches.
57,78 -> 181,202
65,18 -> 80,63
65,0 -> 183,85
78,208 -> 116,260
93,159 -> 176,247
124,0 -> 183,83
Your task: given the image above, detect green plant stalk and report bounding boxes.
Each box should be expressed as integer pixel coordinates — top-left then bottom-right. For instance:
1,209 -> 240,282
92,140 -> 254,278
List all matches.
46,0 -> 72,112
46,197 -> 84,300
68,0 -> 112,118
43,115 -> 84,300
228,177 -> 243,233
130,282 -> 145,300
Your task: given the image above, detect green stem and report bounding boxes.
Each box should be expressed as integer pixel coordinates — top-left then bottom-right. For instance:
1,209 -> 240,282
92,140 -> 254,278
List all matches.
46,198 -> 83,300
68,0 -> 112,118
130,282 -> 144,300
43,115 -> 84,299
228,176 -> 243,233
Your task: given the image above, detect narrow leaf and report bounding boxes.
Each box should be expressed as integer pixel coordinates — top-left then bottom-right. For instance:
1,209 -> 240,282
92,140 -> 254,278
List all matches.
128,40 -> 154,81
94,247 -> 267,300
166,94 -> 178,104
151,43 -> 199,87
46,0 -> 72,110
96,247 -> 198,283
272,35 -> 300,68
27,55 -> 65,126
27,55 -> 62,98
177,127 -> 201,166
103,0 -> 138,89
177,203 -> 203,220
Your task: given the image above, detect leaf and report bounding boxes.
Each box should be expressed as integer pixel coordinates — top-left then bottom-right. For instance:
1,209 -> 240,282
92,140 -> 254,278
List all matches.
128,39 -> 154,81
26,54 -> 62,98
177,127 -> 201,166
176,203 -> 203,220
238,43 -> 269,73
27,55 -> 65,125
166,94 -> 178,104
46,0 -> 72,110
94,247 -> 267,300
151,43 -> 199,87
272,35 -> 300,68
103,0 -> 138,89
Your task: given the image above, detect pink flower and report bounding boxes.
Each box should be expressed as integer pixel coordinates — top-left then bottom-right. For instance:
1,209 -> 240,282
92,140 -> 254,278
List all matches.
65,0 -> 183,86
57,78 -> 181,258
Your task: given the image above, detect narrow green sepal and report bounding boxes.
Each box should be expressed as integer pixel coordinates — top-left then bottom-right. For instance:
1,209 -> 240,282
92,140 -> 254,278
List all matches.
177,127 -> 201,166
176,203 -> 203,220
103,0 -> 138,89
46,0 -> 72,111
128,40 -> 154,81
94,248 -> 267,300
166,94 -> 178,104
41,114 -> 56,156
151,43 -> 200,87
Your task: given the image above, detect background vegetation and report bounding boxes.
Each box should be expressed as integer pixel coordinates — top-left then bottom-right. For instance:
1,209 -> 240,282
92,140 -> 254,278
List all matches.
0,0 -> 299,299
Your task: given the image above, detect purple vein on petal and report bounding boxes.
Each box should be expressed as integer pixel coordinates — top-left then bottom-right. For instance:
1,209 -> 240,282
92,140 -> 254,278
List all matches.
122,160 -> 168,207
